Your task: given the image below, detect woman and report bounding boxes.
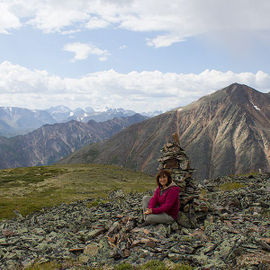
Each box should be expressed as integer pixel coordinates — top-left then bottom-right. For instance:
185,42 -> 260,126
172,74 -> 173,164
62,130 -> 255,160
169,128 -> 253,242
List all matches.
142,169 -> 180,224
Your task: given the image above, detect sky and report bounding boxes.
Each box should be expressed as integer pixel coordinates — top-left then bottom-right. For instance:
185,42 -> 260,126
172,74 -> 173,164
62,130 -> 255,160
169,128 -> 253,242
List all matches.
0,0 -> 270,113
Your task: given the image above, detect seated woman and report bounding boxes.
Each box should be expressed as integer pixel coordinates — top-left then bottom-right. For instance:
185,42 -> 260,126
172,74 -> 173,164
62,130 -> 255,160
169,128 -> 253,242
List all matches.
142,169 -> 180,224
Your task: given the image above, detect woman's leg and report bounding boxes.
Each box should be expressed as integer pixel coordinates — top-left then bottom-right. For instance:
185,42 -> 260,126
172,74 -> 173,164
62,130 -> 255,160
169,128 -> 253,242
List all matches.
142,195 -> 174,224
142,196 -> 152,220
145,212 -> 174,224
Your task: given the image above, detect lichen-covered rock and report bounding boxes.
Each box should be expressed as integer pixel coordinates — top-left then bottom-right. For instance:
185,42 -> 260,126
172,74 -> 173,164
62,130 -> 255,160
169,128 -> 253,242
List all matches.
0,173 -> 269,269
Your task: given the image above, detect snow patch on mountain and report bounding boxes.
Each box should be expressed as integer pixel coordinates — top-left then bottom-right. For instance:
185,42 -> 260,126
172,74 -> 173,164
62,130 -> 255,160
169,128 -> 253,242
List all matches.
250,100 -> 261,111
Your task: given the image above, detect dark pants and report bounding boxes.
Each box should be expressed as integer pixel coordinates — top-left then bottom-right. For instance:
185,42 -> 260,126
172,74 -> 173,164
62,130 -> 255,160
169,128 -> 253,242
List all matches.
142,196 -> 174,224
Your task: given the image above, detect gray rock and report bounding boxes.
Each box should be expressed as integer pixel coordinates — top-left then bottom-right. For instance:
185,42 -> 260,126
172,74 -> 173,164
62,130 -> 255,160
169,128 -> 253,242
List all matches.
0,173 -> 269,269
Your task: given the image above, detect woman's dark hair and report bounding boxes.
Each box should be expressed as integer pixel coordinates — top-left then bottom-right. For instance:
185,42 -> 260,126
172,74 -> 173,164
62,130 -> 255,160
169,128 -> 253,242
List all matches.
156,169 -> 172,187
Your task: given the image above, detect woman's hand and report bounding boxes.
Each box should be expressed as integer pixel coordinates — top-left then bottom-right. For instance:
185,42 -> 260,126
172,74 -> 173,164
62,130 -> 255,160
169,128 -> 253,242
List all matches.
144,208 -> 152,215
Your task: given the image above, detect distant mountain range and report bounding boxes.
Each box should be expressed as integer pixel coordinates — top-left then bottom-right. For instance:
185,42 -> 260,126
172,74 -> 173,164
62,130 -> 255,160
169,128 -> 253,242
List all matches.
0,107 -> 55,137
0,106 -> 160,137
60,83 -> 270,179
0,114 -> 147,169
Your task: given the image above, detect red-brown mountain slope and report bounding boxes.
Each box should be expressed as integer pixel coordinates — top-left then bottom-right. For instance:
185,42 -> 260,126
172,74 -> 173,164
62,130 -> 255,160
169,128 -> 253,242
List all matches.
60,83 -> 270,179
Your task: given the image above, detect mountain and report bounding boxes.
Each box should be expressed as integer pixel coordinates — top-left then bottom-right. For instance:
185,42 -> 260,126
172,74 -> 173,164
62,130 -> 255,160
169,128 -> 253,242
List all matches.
46,105 -> 72,122
0,120 -> 13,135
0,114 -> 147,169
141,110 -> 163,117
0,106 -> 156,137
63,107 -> 138,123
46,106 -> 151,123
0,107 -> 56,137
60,83 -> 270,179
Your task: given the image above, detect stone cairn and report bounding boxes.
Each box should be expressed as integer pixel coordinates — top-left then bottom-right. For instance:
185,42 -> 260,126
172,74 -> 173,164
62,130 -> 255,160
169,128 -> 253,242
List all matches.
157,133 -> 209,227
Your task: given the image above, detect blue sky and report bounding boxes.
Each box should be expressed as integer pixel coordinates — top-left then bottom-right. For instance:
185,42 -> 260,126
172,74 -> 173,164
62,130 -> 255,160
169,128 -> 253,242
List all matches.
0,0 -> 270,113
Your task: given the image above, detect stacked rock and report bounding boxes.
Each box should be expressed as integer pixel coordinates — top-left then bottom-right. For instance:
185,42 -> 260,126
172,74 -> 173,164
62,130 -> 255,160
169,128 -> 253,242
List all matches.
157,133 -> 209,228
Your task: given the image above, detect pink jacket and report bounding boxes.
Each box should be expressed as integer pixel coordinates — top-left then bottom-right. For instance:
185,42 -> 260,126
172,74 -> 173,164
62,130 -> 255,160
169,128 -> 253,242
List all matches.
148,183 -> 180,220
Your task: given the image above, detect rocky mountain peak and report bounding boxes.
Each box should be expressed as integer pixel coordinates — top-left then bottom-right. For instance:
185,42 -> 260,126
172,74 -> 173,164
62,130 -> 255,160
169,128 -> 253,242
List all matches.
47,105 -> 71,113
225,83 -> 268,105
62,83 -> 270,179
186,83 -> 270,116
226,83 -> 251,100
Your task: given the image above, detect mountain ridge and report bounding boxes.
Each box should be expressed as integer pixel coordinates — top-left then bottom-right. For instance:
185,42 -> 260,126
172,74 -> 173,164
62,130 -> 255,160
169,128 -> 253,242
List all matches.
0,106 -> 156,137
60,83 -> 270,179
0,114 -> 147,169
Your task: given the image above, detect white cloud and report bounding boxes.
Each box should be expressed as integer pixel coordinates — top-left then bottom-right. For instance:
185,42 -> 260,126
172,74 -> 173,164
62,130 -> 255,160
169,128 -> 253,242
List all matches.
0,3 -> 21,34
61,29 -> 82,35
146,34 -> 184,48
0,61 -> 270,112
63,42 -> 110,62
26,1 -> 90,33
1,0 -> 270,47
85,16 -> 110,29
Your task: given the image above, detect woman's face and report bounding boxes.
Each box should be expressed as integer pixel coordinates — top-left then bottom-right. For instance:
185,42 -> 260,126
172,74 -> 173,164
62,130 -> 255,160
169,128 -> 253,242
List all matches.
159,174 -> 168,187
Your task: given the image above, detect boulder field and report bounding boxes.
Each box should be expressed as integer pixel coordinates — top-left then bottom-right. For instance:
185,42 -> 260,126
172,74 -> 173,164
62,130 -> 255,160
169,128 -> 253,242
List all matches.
0,173 -> 269,269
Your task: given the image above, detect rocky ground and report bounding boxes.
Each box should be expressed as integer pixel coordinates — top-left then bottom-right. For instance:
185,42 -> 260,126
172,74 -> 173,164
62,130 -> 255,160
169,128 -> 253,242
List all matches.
0,173 -> 270,269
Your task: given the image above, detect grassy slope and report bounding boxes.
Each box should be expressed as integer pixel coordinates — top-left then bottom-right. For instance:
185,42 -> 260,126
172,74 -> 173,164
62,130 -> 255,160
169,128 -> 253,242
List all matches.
0,164 -> 154,221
